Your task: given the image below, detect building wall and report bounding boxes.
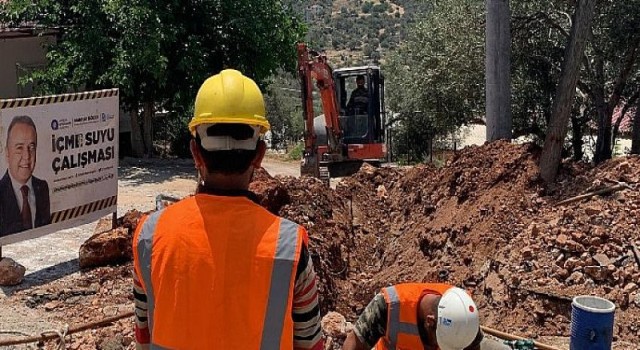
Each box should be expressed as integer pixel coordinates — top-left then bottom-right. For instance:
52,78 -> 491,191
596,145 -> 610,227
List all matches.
0,34 -> 55,99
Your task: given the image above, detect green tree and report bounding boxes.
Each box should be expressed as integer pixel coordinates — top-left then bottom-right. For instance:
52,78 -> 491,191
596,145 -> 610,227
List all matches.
1,0 -> 305,157
264,72 -> 304,150
385,0 -> 484,162
581,0 -> 640,163
362,2 -> 373,14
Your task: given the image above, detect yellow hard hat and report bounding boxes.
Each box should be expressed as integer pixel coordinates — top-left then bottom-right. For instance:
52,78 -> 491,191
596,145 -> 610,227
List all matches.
189,69 -> 270,136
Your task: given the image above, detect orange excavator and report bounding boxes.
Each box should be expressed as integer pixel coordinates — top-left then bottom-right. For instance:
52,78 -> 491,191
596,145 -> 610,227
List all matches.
297,42 -> 387,182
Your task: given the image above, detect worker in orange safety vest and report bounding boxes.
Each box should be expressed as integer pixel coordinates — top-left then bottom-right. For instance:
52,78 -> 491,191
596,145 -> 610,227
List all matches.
132,69 -> 323,350
343,283 -> 483,350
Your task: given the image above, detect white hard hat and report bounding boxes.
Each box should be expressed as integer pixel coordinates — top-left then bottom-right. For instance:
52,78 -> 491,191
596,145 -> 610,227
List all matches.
436,287 -> 480,350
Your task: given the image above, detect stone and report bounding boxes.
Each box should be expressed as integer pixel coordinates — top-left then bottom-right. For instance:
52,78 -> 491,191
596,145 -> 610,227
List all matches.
584,266 -> 608,281
571,231 -> 585,242
102,305 -> 119,317
79,227 -> 132,269
556,234 -> 569,246
623,283 -> 638,294
564,257 -> 580,271
556,268 -> 570,279
521,247 -> 534,259
566,240 -> 585,252
585,206 -> 601,216
376,185 -> 388,198
43,301 -> 61,311
0,258 -> 26,286
593,253 -> 611,267
321,311 -> 348,338
566,271 -> 585,285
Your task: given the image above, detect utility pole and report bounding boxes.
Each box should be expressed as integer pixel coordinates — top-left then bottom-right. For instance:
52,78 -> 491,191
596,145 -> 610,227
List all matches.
486,0 -> 512,141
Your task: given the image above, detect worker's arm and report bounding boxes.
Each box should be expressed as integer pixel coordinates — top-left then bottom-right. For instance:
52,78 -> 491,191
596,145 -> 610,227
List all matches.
292,244 -> 324,350
343,331 -> 369,350
343,293 -> 388,350
133,271 -> 150,350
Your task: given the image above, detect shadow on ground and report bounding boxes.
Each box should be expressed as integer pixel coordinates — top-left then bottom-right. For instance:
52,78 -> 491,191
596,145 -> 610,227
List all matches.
0,259 -> 80,296
118,157 -> 196,186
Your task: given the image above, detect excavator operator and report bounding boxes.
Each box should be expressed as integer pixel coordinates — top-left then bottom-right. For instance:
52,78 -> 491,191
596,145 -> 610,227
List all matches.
347,74 -> 369,115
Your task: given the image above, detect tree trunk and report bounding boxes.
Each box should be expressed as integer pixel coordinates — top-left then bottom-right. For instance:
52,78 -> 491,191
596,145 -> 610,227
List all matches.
142,101 -> 154,157
485,0 -> 512,141
594,90 -> 612,163
571,113 -> 584,161
632,97 -> 640,154
595,41 -> 639,163
540,0 -> 596,183
129,102 -> 145,158
612,92 -> 639,152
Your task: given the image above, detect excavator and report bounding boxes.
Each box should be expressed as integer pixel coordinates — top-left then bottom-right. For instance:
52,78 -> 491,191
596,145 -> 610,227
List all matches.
297,42 -> 386,182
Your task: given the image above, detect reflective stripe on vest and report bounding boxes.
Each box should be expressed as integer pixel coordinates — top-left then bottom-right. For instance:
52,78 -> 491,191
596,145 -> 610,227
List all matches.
135,209 -> 301,349
260,218 -> 299,350
385,286 -> 420,349
136,209 -> 164,334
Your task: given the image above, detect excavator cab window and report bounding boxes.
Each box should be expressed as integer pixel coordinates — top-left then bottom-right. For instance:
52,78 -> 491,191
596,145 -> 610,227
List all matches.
334,69 -> 383,145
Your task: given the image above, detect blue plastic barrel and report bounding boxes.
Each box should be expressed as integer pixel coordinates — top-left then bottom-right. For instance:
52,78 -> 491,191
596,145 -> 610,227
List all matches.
570,295 -> 616,350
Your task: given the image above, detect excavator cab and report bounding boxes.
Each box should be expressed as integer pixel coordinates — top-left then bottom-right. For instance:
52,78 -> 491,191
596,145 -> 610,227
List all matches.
334,67 -> 385,147
297,42 -> 387,181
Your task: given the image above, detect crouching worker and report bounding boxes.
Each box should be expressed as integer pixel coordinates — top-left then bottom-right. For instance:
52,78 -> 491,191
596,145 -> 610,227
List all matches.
132,69 -> 323,349
343,283 -> 483,350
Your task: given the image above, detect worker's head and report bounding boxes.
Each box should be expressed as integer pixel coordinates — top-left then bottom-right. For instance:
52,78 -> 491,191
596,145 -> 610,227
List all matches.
356,75 -> 365,88
5,115 -> 38,185
418,287 -> 480,350
188,69 -> 270,189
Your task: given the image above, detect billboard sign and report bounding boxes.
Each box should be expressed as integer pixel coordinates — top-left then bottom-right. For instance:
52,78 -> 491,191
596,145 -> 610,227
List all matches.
0,89 -> 119,245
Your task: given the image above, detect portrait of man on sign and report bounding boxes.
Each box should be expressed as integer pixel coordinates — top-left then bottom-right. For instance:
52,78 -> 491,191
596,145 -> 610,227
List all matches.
0,115 -> 51,237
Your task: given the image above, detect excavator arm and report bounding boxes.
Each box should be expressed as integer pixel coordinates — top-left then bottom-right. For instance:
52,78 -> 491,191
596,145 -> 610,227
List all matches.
296,42 -> 342,157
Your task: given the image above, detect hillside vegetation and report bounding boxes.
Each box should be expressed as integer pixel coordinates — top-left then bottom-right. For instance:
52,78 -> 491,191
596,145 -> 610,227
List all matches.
286,0 -> 428,66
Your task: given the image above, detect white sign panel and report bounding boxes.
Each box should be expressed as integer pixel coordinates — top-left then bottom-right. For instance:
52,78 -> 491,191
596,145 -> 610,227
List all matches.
0,89 -> 119,245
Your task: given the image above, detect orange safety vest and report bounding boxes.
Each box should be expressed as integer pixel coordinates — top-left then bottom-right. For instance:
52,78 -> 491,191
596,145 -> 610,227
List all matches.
133,194 -> 306,349
375,283 -> 453,350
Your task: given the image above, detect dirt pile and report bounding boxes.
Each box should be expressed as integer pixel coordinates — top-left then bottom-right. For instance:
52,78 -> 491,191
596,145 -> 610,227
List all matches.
79,210 -> 147,269
249,168 -> 290,214
270,141 -> 639,345
6,142 -> 639,348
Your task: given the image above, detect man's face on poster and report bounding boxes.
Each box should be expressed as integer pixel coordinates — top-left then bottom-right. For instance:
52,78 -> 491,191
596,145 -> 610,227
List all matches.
6,122 -> 37,185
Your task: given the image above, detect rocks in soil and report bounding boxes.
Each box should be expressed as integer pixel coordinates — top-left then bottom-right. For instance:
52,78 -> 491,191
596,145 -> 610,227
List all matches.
249,168 -> 291,214
0,258 -> 26,285
321,311 -> 350,338
37,141 -> 640,346
79,227 -> 132,269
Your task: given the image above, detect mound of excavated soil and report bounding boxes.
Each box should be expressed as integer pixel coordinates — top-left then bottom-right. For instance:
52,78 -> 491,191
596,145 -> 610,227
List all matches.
273,141 -> 639,345
7,141 -> 639,349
